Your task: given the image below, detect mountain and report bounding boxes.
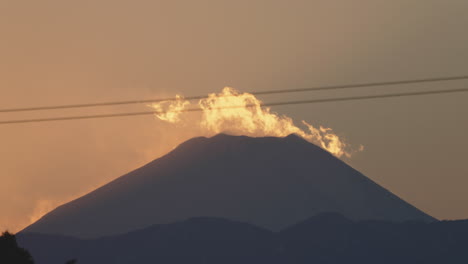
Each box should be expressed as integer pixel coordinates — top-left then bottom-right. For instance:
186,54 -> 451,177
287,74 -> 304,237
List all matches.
278,216 -> 468,264
18,215 -> 468,264
22,134 -> 434,238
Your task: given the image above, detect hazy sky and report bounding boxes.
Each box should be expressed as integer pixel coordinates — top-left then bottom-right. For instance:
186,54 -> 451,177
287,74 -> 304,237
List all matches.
1,0 -> 467,232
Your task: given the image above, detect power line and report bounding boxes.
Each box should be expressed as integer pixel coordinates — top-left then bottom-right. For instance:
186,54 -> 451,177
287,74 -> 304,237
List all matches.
1,75 -> 468,113
1,87 -> 467,125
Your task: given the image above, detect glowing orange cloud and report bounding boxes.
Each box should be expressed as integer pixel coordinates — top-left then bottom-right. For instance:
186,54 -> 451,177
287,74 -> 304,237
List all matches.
149,87 -> 362,158
149,95 -> 190,123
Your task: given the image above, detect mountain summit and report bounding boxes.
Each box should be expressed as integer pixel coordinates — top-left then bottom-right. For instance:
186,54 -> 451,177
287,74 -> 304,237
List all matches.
23,134 -> 434,238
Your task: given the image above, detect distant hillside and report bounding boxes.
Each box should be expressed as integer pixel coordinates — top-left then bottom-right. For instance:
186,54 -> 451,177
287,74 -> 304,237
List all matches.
23,134 -> 433,238
18,214 -> 468,264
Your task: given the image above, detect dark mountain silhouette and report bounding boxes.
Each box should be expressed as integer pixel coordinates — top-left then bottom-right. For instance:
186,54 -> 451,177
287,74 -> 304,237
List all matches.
22,134 -> 433,238
18,218 -> 279,264
18,214 -> 468,264
279,215 -> 468,264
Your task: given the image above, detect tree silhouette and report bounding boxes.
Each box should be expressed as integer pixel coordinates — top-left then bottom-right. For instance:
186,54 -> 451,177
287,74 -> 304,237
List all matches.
0,231 -> 34,264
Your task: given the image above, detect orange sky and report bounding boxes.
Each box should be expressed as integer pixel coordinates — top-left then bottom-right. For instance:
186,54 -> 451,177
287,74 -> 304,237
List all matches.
1,0 -> 468,232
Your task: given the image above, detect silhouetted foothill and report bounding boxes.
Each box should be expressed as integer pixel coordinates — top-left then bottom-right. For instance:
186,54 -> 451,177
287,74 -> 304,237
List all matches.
17,215 -> 468,264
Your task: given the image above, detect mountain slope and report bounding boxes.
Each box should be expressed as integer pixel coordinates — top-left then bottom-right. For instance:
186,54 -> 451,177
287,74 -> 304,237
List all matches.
22,134 -> 434,238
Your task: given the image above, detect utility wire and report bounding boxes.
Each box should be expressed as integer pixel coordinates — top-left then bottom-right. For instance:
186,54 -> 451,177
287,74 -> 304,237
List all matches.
1,87 -> 467,125
1,75 -> 468,113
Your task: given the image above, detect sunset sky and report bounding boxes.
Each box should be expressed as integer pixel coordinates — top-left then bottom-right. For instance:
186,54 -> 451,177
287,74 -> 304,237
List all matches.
1,0 -> 467,232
